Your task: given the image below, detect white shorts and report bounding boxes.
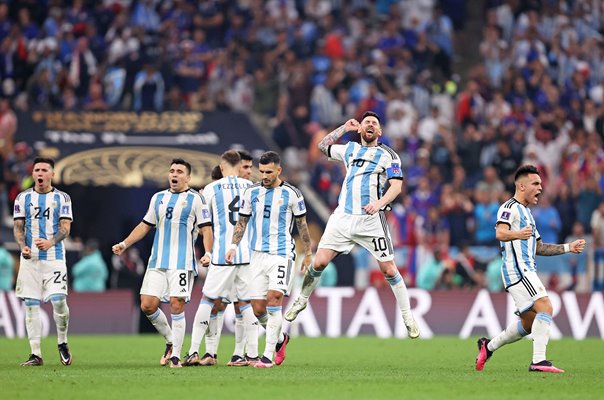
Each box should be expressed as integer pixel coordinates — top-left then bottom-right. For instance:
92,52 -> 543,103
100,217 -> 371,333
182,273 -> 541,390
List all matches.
15,258 -> 68,301
249,251 -> 293,299
140,269 -> 194,302
318,212 -> 394,262
506,271 -> 548,314
202,263 -> 252,303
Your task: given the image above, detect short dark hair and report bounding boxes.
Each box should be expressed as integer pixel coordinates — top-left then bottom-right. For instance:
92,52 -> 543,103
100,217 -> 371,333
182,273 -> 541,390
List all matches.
211,164 -> 223,181
221,150 -> 241,167
514,164 -> 539,181
171,158 -> 191,175
361,111 -> 380,123
33,157 -> 55,169
238,150 -> 253,162
259,151 -> 281,166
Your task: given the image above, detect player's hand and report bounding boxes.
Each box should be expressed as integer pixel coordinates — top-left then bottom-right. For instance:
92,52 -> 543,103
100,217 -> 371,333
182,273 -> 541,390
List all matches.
34,238 -> 53,251
225,248 -> 235,264
570,239 -> 586,253
112,241 -> 127,256
301,253 -> 312,272
21,246 -> 31,259
200,253 -> 211,267
363,201 -> 380,215
344,118 -> 360,132
517,226 -> 533,240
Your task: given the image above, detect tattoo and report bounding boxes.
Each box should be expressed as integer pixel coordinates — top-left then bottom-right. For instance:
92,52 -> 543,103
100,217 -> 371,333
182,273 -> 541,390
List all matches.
318,125 -> 347,155
52,227 -> 69,245
535,241 -> 565,256
231,215 -> 250,245
13,220 -> 25,248
295,215 -> 312,255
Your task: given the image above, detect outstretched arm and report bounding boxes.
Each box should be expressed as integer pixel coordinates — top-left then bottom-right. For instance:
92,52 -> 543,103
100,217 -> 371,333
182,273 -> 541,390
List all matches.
112,222 -> 152,255
226,215 -> 250,264
295,215 -> 313,271
536,239 -> 586,256
318,119 -> 359,155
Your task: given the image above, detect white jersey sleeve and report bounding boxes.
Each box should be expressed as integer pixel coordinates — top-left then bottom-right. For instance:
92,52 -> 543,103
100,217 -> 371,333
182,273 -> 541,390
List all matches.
143,193 -> 159,226
327,143 -> 351,162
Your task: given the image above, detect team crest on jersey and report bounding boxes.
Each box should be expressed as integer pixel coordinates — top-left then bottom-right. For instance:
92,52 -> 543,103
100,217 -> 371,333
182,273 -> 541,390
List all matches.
181,201 -> 188,208
278,198 -> 284,206
501,211 -> 510,220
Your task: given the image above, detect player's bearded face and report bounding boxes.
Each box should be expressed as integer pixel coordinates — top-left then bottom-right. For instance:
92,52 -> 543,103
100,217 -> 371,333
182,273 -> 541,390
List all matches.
259,163 -> 280,188
32,163 -> 54,191
360,117 -> 381,143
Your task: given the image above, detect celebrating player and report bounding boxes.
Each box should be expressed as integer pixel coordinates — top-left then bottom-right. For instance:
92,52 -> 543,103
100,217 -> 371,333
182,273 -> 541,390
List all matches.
476,165 -> 586,373
284,111 -> 420,339
112,158 -> 213,368
14,157 -> 73,366
184,150 -> 259,367
226,151 -> 312,368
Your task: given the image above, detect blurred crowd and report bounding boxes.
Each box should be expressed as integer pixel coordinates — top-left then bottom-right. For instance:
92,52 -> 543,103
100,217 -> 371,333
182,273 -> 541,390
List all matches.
0,0 -> 603,293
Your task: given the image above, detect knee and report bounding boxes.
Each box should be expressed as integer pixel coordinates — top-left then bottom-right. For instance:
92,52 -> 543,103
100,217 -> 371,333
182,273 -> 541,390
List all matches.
251,302 -> 265,317
140,302 -> 157,315
170,298 -> 185,314
379,261 -> 398,277
534,297 -> 553,315
50,295 -> 68,314
267,293 -> 284,307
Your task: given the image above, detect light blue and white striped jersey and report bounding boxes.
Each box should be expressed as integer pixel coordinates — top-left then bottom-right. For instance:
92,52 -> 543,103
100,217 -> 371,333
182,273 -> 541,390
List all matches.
143,188 -> 211,273
328,142 -> 403,215
13,188 -> 73,261
240,182 -> 306,259
202,176 -> 253,266
496,198 -> 541,288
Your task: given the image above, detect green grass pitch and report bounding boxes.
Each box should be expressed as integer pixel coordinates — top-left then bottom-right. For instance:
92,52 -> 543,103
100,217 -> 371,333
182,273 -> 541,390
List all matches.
1,336 -> 603,400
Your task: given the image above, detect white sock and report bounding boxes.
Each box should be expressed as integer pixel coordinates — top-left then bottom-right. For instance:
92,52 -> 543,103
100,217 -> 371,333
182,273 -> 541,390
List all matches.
205,313 -> 218,356
488,320 -> 528,352
188,299 -> 212,355
171,312 -> 186,361
233,313 -> 245,356
299,265 -> 322,300
146,308 -> 173,344
51,296 -> 70,344
263,306 -> 283,360
257,312 -> 284,343
386,272 -> 413,322
532,312 -> 552,363
214,311 -> 225,355
241,304 -> 258,358
24,300 -> 42,356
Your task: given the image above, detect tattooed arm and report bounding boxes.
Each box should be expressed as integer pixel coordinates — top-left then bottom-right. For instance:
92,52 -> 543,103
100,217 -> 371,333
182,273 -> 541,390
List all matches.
225,215 -> 250,264
295,215 -> 313,271
318,119 -> 359,155
34,219 -> 71,251
13,219 -> 31,259
536,239 -> 586,256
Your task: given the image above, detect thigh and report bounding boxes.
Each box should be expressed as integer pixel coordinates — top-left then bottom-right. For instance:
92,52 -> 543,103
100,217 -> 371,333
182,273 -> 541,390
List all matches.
507,272 -> 548,315
140,269 -> 168,301
318,214 -> 355,254
266,254 -> 293,296
203,264 -> 236,301
248,252 -> 270,300
41,260 -> 68,301
353,213 -> 395,262
166,270 -> 194,302
234,263 -> 252,302
15,258 -> 43,301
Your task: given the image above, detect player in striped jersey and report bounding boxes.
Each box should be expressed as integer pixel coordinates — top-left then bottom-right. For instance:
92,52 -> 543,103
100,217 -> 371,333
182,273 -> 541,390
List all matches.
184,150 -> 259,367
112,159 -> 213,368
226,151 -> 312,368
199,150 -> 256,366
14,157 -> 73,366
285,111 -> 420,339
476,165 -> 585,373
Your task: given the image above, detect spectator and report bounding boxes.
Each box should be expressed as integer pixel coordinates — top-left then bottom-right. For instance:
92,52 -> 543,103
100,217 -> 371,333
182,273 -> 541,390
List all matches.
0,238 -> 14,290
416,248 -> 448,290
591,201 -> 604,291
72,239 -> 109,292
133,63 -> 164,112
68,37 -> 98,99
110,247 -> 145,290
